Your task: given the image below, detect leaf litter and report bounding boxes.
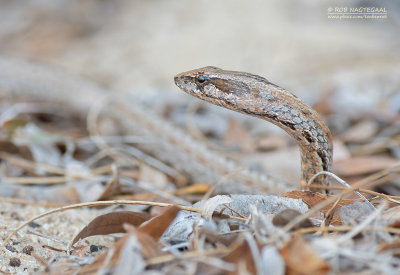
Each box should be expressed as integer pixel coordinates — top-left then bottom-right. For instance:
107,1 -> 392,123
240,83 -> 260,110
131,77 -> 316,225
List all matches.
1,54 -> 400,275
1,89 -> 400,275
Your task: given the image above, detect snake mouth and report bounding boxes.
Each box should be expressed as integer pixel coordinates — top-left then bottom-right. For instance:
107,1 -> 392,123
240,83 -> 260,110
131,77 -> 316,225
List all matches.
174,73 -> 197,92
174,74 -> 183,89
173,74 -> 182,86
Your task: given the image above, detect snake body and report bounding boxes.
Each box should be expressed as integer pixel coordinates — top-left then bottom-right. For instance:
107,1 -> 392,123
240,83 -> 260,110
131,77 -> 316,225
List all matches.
175,66 -> 333,192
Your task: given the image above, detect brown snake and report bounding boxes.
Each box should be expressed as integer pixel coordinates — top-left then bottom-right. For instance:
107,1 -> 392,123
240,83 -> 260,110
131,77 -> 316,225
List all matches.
175,66 -> 333,193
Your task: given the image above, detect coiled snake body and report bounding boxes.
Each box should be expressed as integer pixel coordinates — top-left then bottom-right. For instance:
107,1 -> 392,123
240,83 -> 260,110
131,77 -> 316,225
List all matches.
175,66 -> 333,192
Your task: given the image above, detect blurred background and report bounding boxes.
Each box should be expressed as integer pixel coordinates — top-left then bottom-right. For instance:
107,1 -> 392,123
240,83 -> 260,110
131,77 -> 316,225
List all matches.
1,0 -> 399,184
1,1 -> 398,90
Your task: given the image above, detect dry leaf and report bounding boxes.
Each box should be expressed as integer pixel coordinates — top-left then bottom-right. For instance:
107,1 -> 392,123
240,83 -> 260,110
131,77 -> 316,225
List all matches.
131,226 -> 163,259
138,205 -> 180,241
112,233 -> 145,274
381,206 -> 400,228
379,240 -> 400,257
71,211 -> 151,246
120,167 -> 141,180
260,246 -> 285,275
272,209 -> 313,229
280,235 -> 330,275
223,117 -> 255,152
77,232 -> 132,273
0,141 -> 21,155
333,155 -> 398,177
341,120 -> 379,143
97,167 -> 122,201
139,163 -> 168,189
284,190 -> 360,225
197,227 -> 237,247
199,195 -> 233,220
332,139 -> 351,161
77,206 -> 180,273
256,135 -> 288,151
256,146 -> 300,184
312,89 -> 335,116
223,241 -> 258,274
173,183 -> 211,195
70,243 -> 87,257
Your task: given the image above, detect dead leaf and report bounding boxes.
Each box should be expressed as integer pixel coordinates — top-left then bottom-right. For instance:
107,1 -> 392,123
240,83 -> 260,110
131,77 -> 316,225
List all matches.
71,211 -> 151,246
0,141 -> 21,155
379,240 -> 400,257
197,227 -> 237,247
199,195 -> 233,220
223,117 -> 255,152
284,190 -> 361,225
381,206 -> 400,228
256,135 -> 288,151
280,235 -> 330,275
97,166 -> 122,201
130,225 -> 163,259
139,163 -> 168,189
223,241 -> 258,274
70,243 -> 87,257
77,232 -> 132,274
341,120 -> 379,143
332,139 -> 351,161
138,205 -> 180,241
272,209 -> 313,229
2,118 -> 29,133
333,155 -> 398,177
312,89 -> 335,116
77,206 -> 180,273
120,167 -> 140,180
173,183 -> 211,195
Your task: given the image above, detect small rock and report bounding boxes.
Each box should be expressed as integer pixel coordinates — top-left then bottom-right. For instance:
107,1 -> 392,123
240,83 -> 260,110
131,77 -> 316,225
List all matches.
272,209 -> 313,229
22,246 -> 34,255
5,245 -> 17,253
10,212 -> 22,221
9,257 -> 21,267
28,222 -> 41,228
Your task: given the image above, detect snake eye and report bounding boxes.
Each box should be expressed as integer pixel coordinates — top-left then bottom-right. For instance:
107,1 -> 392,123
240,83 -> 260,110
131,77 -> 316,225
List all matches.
197,75 -> 206,83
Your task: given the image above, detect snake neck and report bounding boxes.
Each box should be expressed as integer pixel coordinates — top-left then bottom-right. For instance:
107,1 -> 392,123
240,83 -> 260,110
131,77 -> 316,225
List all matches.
240,90 -> 333,191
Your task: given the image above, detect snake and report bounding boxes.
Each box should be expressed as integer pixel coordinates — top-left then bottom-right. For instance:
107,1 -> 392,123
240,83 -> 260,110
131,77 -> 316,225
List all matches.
174,66 -> 333,193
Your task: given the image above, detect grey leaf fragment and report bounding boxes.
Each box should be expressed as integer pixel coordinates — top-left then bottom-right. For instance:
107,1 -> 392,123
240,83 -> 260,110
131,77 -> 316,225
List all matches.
212,194 -> 308,217
112,235 -> 144,275
162,194 -> 308,243
339,201 -> 374,224
260,246 -> 285,275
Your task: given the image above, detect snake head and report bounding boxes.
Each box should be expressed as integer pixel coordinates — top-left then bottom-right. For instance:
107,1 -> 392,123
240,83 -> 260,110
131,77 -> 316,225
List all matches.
174,66 -> 278,114
174,66 -> 221,98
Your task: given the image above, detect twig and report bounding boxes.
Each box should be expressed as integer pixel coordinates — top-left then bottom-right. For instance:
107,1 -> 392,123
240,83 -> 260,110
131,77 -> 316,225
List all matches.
145,247 -> 232,266
308,171 -> 375,210
0,152 -> 66,175
0,197 -> 65,207
294,224 -> 400,235
3,200 -> 246,245
337,201 -> 388,243
276,162 -> 400,237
